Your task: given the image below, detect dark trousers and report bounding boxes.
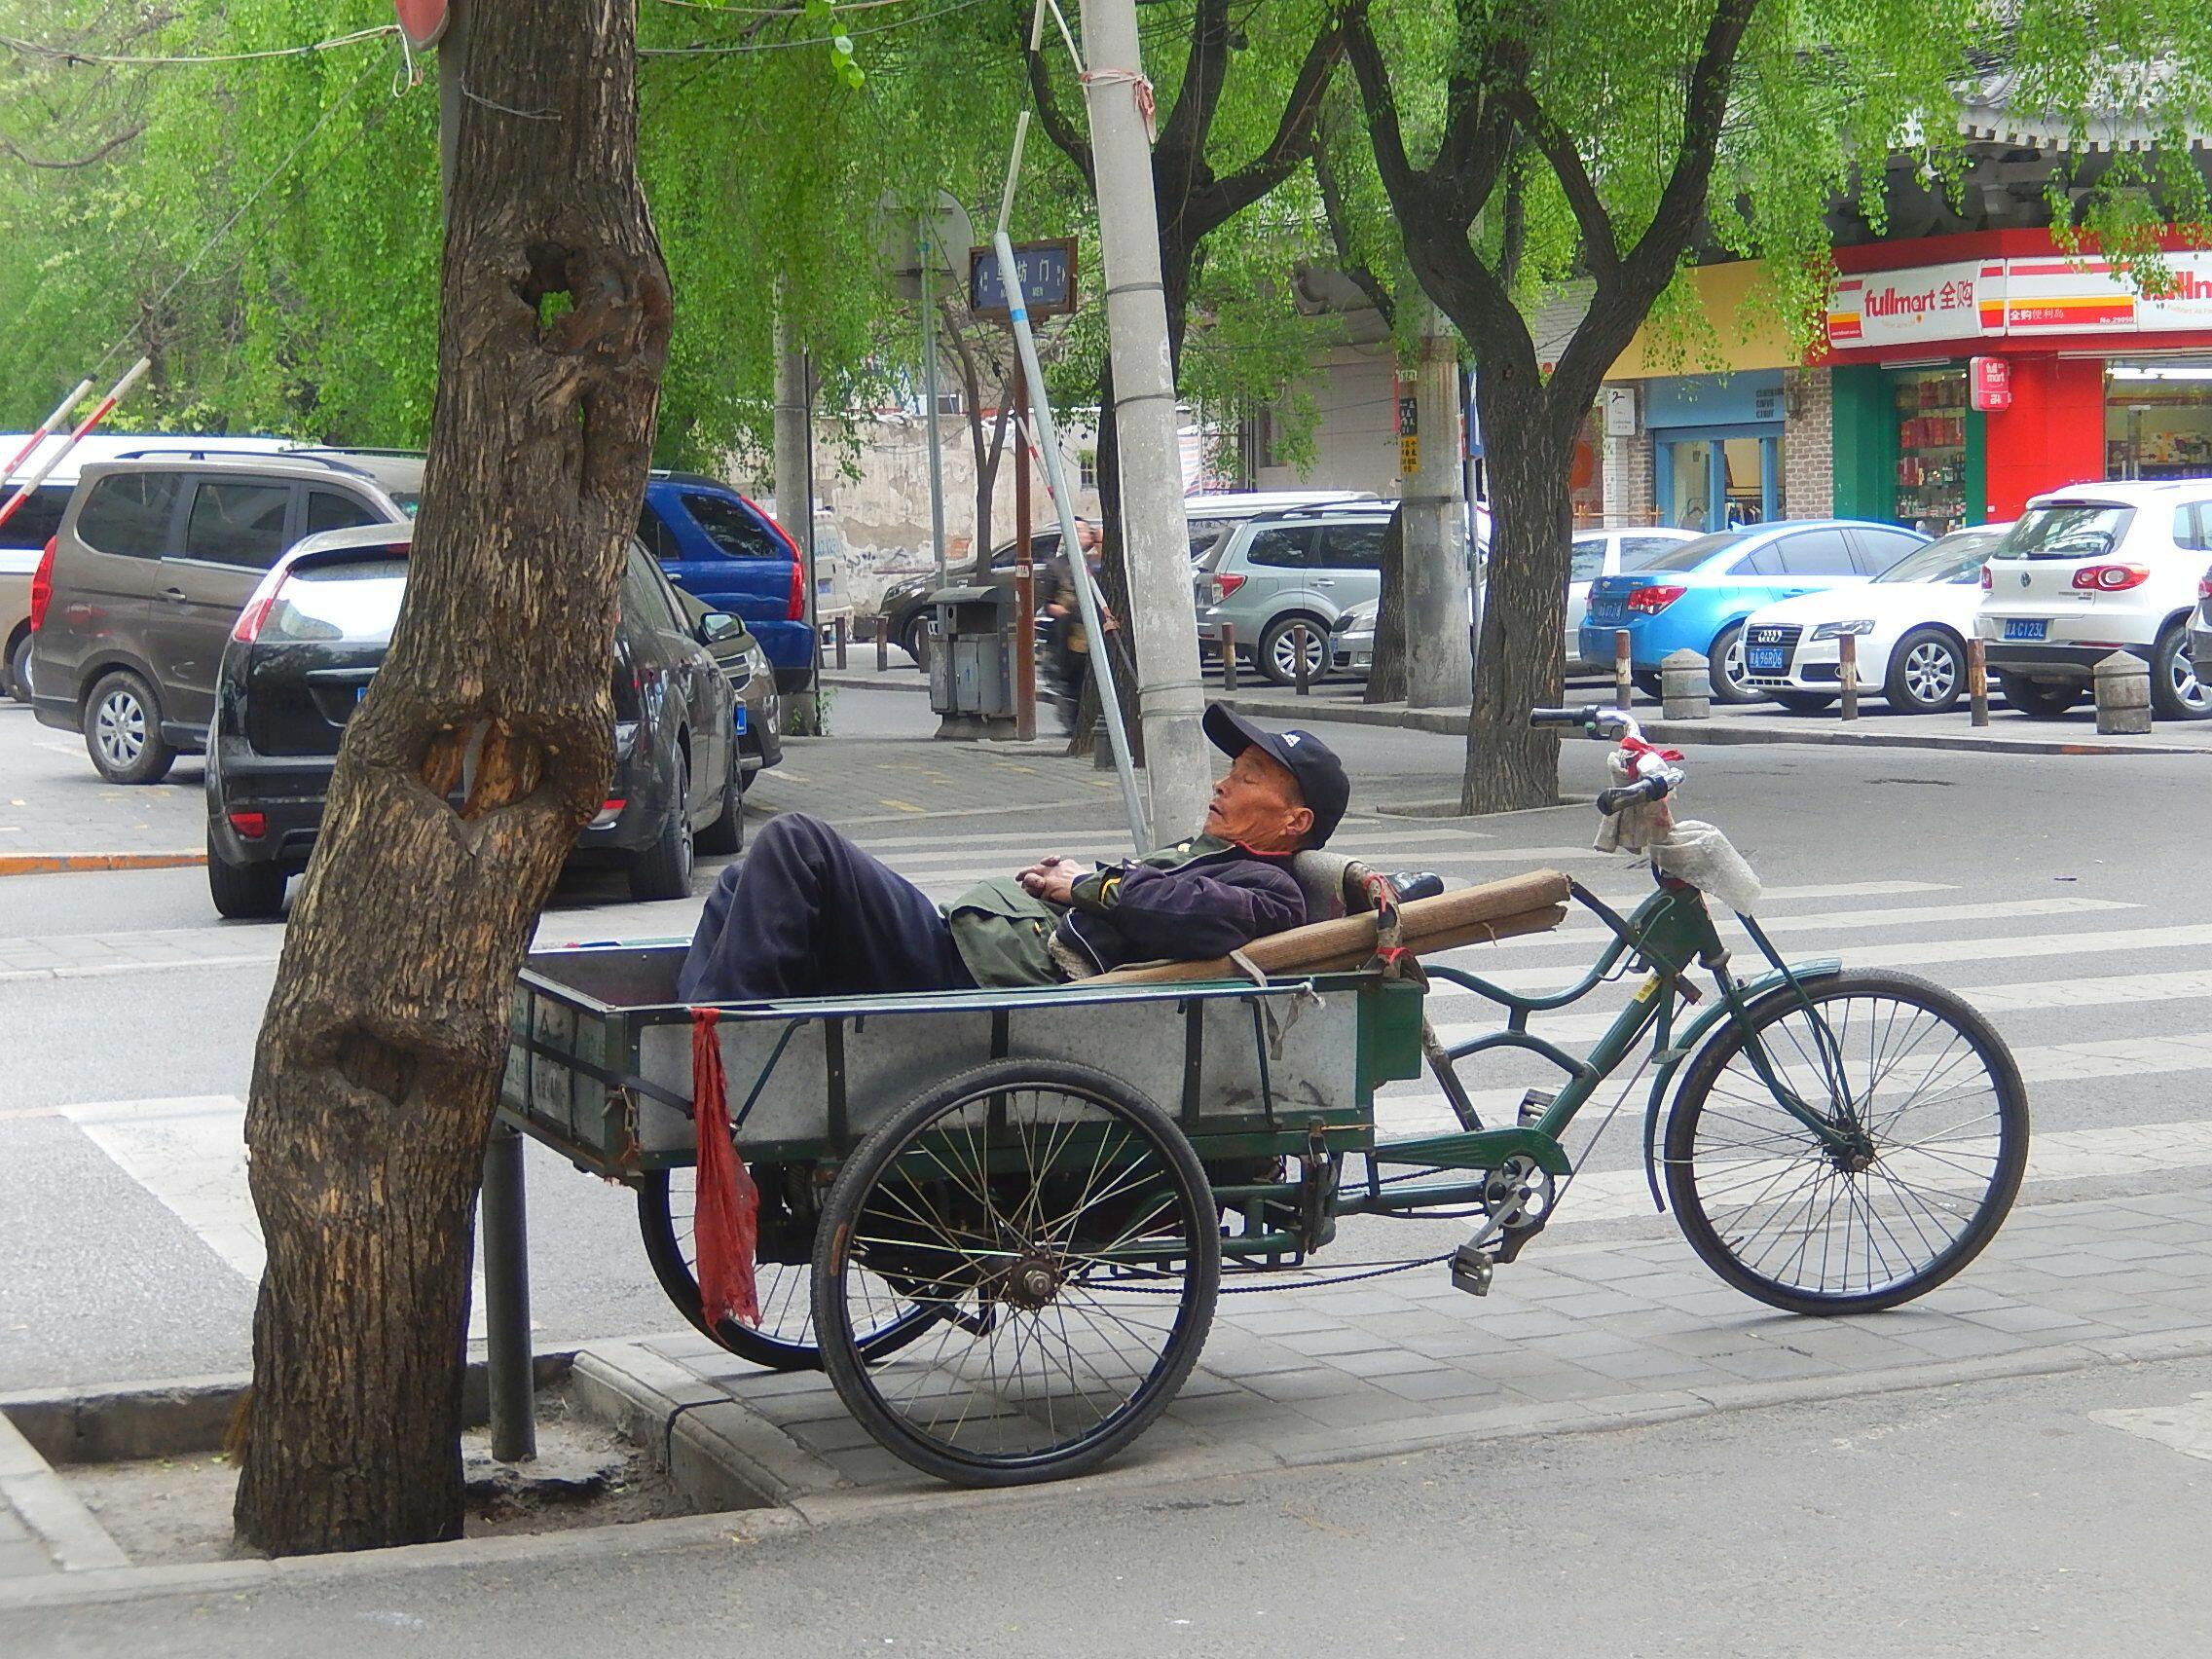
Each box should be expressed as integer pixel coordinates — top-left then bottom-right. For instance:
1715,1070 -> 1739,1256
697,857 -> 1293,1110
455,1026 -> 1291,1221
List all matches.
675,813 -> 976,1004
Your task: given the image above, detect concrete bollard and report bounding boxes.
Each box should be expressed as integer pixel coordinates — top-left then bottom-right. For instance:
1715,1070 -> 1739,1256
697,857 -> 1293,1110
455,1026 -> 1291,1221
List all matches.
1838,632 -> 1860,720
1613,630 -> 1634,709
1659,649 -> 1710,719
1221,624 -> 1239,691
1294,624 -> 1312,695
2093,650 -> 2152,735
874,613 -> 889,673
1967,637 -> 1989,726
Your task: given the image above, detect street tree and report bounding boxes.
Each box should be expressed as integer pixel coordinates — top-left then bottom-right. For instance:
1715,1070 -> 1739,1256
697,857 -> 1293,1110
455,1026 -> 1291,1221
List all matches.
232,0 -> 671,1554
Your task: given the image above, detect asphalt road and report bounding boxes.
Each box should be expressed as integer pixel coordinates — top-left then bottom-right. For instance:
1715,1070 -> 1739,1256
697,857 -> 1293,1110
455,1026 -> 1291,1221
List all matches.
4,692 -> 2211,1390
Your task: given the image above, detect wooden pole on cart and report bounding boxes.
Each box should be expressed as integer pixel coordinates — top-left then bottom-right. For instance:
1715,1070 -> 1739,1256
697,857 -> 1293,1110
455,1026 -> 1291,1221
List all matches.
1838,632 -> 1860,720
1967,637 -> 1989,726
1613,629 -> 1633,710
479,1120 -> 535,1462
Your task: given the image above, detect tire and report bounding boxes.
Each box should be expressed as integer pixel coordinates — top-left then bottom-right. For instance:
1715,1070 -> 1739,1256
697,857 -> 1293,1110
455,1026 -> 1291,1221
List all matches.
694,738 -> 745,856
637,1166 -> 940,1372
626,752 -> 695,901
1664,969 -> 2029,1315
2148,620 -> 2210,720
1997,672 -> 2080,719
1256,614 -> 1330,687
6,630 -> 29,705
814,1057 -> 1221,1487
1772,690 -> 1835,714
1706,622 -> 1761,704
903,613 -> 930,671
1632,671 -> 1663,700
83,669 -> 175,784
205,832 -> 287,920
1882,627 -> 1965,715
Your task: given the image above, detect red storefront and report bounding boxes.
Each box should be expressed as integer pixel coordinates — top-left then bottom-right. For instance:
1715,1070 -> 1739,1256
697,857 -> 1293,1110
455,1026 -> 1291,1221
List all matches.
1822,229 -> 2212,530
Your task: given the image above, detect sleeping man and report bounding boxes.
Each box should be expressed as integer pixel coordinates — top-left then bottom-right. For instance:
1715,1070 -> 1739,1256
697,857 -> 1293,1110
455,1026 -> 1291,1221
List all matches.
674,706 -> 1349,1004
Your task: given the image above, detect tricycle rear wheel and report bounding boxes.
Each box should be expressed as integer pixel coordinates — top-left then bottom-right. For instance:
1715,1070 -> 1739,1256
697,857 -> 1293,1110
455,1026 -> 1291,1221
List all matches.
813,1058 -> 1221,1487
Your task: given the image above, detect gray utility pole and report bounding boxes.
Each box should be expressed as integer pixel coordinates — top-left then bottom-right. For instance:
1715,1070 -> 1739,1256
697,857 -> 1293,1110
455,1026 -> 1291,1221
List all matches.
920,240 -> 948,584
1078,0 -> 1211,841
774,305 -> 820,735
1402,300 -> 1473,710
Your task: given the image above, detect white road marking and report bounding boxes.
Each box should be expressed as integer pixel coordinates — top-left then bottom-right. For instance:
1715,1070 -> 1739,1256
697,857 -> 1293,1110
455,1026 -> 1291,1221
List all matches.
2091,1393 -> 2212,1463
1460,896 -> 2136,957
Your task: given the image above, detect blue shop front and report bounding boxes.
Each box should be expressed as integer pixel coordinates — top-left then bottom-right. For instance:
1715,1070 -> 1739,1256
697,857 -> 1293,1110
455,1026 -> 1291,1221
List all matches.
1645,371 -> 1784,533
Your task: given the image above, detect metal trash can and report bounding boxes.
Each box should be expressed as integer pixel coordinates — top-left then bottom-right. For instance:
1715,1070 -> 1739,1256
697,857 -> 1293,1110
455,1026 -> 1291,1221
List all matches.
929,581 -> 1017,739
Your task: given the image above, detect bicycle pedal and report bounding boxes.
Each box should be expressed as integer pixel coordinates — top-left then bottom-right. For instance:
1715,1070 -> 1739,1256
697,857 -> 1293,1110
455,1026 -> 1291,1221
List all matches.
1516,1089 -> 1556,1128
1449,1243 -> 1494,1298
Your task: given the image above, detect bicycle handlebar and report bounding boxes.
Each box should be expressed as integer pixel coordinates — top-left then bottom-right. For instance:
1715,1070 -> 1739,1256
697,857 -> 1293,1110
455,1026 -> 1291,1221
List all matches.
1594,774 -> 1672,816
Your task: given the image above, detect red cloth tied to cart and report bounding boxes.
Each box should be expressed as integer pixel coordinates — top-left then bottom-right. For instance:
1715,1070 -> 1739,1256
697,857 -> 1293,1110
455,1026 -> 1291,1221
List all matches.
689,1007 -> 760,1327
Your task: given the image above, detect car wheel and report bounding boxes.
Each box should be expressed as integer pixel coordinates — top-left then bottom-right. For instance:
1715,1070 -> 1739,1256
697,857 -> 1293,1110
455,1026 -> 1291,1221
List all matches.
695,738 -> 746,856
1996,672 -> 2081,719
6,631 -> 29,705
1884,627 -> 1964,715
1772,690 -> 1836,714
2149,620 -> 2210,720
628,753 -> 695,901
1706,623 -> 1762,705
1256,615 -> 1329,687
206,831 -> 287,920
84,669 -> 175,784
903,613 -> 930,671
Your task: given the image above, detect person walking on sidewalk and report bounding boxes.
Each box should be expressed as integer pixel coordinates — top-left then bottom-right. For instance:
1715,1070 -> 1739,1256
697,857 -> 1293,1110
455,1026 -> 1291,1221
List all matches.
674,707 -> 1349,1003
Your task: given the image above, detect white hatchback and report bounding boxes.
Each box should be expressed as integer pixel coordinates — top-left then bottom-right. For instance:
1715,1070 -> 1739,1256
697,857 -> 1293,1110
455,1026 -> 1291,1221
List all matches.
1976,481 -> 2212,718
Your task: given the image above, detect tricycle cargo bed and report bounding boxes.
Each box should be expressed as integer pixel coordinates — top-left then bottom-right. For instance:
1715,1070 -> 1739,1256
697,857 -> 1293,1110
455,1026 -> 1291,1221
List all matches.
498,944 -> 1426,1177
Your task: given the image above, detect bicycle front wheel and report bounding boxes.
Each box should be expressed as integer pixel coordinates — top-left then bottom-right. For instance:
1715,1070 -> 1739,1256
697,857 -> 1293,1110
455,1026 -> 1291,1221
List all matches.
1664,970 -> 2028,1314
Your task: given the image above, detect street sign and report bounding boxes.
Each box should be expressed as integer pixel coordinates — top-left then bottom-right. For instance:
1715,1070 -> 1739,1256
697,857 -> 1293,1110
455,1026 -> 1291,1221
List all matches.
1971,354 -> 2012,412
394,0 -> 450,47
1396,387 -> 1419,474
970,239 -> 1080,320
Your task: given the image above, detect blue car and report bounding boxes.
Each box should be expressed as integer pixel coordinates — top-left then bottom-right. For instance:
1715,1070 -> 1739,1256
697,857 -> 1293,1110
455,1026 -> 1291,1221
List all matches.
636,473 -> 814,692
1578,519 -> 1929,704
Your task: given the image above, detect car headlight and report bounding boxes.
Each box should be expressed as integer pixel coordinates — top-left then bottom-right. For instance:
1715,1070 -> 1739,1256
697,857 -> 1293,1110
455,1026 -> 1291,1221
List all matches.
1810,620 -> 1875,641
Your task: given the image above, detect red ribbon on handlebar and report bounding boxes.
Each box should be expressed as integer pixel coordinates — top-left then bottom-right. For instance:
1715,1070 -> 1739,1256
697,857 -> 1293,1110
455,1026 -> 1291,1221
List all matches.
1617,733 -> 1683,764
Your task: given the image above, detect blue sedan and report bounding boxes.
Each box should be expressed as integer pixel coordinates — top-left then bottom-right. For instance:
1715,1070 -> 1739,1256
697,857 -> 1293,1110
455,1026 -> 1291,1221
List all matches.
1577,519 -> 1930,703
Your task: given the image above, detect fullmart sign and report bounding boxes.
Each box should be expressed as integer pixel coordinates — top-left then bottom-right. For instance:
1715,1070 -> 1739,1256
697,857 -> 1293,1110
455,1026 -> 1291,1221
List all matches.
1827,261 -> 1999,346
1825,251 -> 2212,351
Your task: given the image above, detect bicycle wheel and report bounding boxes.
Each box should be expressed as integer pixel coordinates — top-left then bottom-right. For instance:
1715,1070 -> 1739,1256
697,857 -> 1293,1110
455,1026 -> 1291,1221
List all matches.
813,1059 -> 1221,1487
637,1165 -> 940,1372
1664,970 -> 2028,1314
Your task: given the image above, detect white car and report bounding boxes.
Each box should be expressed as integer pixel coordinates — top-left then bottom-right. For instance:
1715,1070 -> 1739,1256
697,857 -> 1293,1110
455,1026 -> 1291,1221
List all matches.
1977,480 -> 2212,719
1741,525 -> 2013,714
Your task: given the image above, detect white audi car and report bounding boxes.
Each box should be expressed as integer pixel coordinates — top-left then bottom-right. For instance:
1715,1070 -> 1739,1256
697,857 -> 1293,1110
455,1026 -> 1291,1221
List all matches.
1740,524 -> 2012,714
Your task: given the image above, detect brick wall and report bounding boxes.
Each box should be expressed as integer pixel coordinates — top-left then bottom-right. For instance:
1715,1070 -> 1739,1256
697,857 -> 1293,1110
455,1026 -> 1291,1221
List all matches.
1603,411 -> 1656,526
1783,367 -> 1832,518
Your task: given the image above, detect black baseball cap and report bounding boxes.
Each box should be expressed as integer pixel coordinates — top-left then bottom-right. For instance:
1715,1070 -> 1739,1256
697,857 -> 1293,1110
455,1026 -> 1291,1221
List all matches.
1203,705 -> 1350,848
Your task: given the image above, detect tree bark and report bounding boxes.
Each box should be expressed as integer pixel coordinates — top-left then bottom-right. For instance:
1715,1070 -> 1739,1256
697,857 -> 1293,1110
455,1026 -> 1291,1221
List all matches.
233,0 -> 671,1556
1364,502 -> 1408,703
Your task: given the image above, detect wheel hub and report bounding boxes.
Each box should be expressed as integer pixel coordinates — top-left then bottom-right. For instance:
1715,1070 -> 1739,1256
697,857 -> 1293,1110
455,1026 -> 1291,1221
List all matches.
997,1251 -> 1064,1310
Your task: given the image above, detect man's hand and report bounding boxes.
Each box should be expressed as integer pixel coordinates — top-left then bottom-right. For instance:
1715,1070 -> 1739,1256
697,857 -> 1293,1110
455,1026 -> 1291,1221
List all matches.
1017,855 -> 1079,905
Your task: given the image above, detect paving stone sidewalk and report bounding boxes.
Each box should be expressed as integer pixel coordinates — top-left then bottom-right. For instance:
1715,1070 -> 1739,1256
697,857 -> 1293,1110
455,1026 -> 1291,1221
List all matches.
582,1185 -> 2212,1510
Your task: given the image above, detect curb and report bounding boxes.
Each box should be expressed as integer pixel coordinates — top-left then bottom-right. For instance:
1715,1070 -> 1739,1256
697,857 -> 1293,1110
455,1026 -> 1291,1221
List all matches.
0,1412 -> 127,1575
820,670 -> 928,696
0,851 -> 205,879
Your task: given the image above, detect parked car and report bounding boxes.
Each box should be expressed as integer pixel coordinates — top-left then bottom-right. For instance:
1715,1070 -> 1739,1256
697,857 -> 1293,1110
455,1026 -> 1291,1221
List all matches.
1578,519 -> 1929,703
673,585 -> 784,780
29,450 -> 421,782
1976,481 -> 2212,719
1739,524 -> 2013,713
876,524 -> 1088,671
204,524 -> 742,918
1196,506 -> 1400,685
635,472 -> 812,692
1565,528 -> 1703,670
1182,490 -> 1382,567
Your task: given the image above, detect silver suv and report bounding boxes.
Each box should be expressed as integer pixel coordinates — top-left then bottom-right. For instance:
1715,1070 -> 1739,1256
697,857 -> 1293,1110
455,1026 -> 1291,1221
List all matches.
1195,508 -> 1392,684
29,450 -> 419,782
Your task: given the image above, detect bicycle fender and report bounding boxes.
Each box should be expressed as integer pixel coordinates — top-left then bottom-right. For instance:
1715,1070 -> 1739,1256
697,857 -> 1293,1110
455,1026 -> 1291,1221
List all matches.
1638,958 -> 1844,1212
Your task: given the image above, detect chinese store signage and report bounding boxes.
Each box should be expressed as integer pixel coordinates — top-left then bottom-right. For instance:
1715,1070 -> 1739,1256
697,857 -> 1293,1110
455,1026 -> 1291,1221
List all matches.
1826,252 -> 2212,350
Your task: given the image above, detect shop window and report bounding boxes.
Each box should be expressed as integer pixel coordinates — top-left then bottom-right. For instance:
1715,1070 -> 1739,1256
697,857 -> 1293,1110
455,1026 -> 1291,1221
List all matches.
1893,367 -> 1969,534
2107,364 -> 2212,481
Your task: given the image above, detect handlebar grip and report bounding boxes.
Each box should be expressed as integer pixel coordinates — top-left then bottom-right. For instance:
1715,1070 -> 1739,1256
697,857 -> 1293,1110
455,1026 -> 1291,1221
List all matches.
1596,775 -> 1671,816
1529,706 -> 1597,727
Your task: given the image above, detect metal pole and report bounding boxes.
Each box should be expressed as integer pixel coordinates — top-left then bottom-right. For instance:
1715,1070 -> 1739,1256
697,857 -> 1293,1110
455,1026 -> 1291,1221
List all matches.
920,239 -> 948,586
1220,624 -> 1238,691
1613,629 -> 1633,710
1403,300 -> 1472,710
0,358 -> 150,534
774,309 -> 820,736
995,223 -> 1147,846
1075,1 -> 1211,840
0,378 -> 93,489
480,1121 -> 535,1463
1014,354 -> 1037,741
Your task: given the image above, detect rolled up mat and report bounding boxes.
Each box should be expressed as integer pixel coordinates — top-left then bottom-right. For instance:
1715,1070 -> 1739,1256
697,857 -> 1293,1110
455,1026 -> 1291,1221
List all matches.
1094,867 -> 1572,985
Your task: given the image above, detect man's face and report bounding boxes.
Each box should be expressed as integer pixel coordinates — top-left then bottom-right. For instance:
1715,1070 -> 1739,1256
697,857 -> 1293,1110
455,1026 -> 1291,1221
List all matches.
1204,747 -> 1312,854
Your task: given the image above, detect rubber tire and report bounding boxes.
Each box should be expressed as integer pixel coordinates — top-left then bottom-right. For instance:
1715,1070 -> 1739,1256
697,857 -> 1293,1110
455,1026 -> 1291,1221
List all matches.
903,613 -> 930,671
1664,969 -> 2029,1315
636,1168 -> 940,1373
626,752 -> 695,901
1706,622 -> 1762,705
813,1057 -> 1221,1488
206,832 -> 287,920
1632,671 -> 1663,700
694,738 -> 745,856
1882,626 -> 1965,715
83,669 -> 175,785
2148,620 -> 2210,720
5,630 -> 29,705
1772,690 -> 1835,714
1256,614 -> 1330,688
1997,672 -> 2081,719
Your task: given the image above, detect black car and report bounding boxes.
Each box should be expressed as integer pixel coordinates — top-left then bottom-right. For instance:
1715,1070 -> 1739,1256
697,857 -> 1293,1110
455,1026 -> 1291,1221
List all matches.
204,523 -> 745,918
877,527 -> 1067,669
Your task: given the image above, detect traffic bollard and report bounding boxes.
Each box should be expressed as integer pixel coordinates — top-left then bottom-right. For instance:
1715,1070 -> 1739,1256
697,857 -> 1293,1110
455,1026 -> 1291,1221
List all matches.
1660,649 -> 1710,719
1221,624 -> 1239,691
874,613 -> 888,672
1294,624 -> 1312,695
833,616 -> 848,671
1967,637 -> 1989,726
1838,633 -> 1860,720
480,1121 -> 535,1464
1613,630 -> 1633,709
2094,650 -> 2152,734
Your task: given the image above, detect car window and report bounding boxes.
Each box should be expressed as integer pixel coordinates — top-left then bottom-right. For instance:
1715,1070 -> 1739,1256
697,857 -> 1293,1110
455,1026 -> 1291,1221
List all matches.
262,557 -> 409,644
1876,531 -> 2003,584
1318,521 -> 1388,571
680,491 -> 779,559
1243,525 -> 1318,570
1569,536 -> 1607,582
623,545 -> 684,633
0,484 -> 71,550
183,480 -> 291,569
635,505 -> 674,562
74,473 -> 181,558
1188,520 -> 1235,561
1642,531 -> 1749,571
1618,535 -> 1689,570
306,490 -> 383,536
2175,502 -> 2212,552
2002,504 -> 2133,559
1772,530 -> 1858,576
1848,527 -> 1924,573
1733,542 -> 1785,577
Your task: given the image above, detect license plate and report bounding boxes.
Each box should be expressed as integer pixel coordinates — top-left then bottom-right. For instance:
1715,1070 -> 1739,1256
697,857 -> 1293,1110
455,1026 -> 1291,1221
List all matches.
1747,646 -> 1788,673
1591,604 -> 1624,625
354,682 -> 372,703
734,704 -> 749,735
2004,618 -> 2048,642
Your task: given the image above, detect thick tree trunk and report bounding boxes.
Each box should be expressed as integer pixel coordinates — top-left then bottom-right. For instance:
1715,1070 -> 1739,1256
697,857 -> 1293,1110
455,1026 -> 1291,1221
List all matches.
1461,373 -> 1575,814
234,0 -> 671,1556
1364,502 -> 1408,703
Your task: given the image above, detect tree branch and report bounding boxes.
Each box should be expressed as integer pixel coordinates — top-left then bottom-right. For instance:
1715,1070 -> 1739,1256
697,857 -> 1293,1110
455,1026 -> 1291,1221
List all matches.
1156,0 -> 1232,180
1311,133 -> 1393,329
1186,21 -> 1344,234
0,123 -> 144,169
1497,86 -> 1617,273
1621,0 -> 1760,298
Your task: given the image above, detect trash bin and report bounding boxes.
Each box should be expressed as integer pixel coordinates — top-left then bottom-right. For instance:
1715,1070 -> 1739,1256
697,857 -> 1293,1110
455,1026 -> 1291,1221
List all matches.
929,581 -> 1017,739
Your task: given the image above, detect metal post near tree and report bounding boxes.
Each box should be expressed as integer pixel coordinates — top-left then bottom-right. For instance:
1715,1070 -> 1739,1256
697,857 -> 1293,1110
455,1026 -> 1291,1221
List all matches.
1401,300 -> 1473,710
